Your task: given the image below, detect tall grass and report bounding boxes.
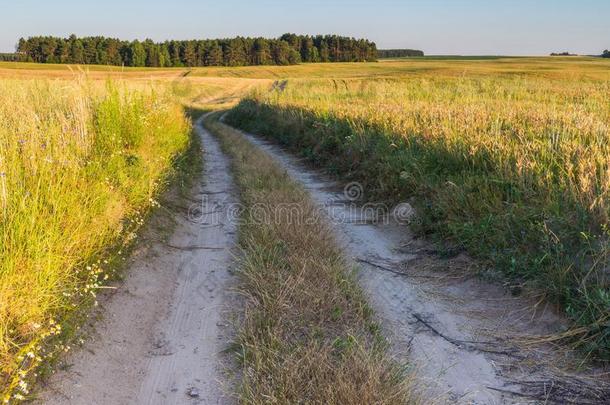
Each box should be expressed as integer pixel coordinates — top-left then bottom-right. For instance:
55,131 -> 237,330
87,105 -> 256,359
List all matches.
226,72 -> 610,359
0,78 -> 190,399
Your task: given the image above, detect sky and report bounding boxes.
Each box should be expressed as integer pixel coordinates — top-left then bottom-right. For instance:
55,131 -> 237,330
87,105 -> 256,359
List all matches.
1,0 -> 609,55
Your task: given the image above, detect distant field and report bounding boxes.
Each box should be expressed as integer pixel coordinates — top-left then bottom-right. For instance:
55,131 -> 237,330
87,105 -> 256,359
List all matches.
402,55 -> 520,60
4,56 -> 610,80
226,56 -> 610,358
186,57 -> 610,80
0,61 -> 169,72
0,61 -> 181,81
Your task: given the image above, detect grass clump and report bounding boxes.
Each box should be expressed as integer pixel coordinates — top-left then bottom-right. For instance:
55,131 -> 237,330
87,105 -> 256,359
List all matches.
225,70 -> 610,360
0,78 -> 191,400
205,116 -> 415,404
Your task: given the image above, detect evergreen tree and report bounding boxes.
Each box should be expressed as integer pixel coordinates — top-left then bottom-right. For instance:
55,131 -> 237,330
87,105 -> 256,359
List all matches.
205,42 -> 223,66
96,39 -> 109,65
280,33 -> 301,53
377,49 -> 424,58
272,41 -> 292,65
105,39 -> 123,65
288,48 -> 301,64
40,37 -> 58,63
183,41 -> 197,67
300,36 -> 315,62
168,41 -> 183,67
70,38 -> 85,64
224,38 -> 248,66
16,34 -> 379,67
0,53 -> 18,62
195,42 -> 207,66
253,38 -> 271,65
17,37 -> 27,53
144,40 -> 160,67
310,46 -> 320,63
55,41 -> 70,63
130,40 -> 146,67
83,38 -> 98,64
319,41 -> 330,62
160,43 -> 172,67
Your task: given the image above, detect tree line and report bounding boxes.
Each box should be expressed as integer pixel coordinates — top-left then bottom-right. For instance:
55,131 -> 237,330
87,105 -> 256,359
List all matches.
15,34 -> 377,67
550,52 -> 577,56
603,50 -> 610,58
0,53 -> 18,61
377,49 -> 424,58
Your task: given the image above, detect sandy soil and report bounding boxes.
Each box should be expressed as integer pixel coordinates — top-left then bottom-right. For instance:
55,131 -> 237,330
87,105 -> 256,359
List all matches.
36,118 -> 238,405
227,122 -> 610,405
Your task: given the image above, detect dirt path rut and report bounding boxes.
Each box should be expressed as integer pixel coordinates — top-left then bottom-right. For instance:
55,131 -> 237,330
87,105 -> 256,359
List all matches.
225,122 -> 609,405
37,118 -> 238,405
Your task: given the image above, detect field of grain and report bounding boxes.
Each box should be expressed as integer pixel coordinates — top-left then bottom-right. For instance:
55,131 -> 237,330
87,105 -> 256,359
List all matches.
226,57 -> 610,358
0,78 -> 191,398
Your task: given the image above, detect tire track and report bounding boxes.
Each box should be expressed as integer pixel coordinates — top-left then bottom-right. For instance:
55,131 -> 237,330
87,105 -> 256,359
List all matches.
221,120 -> 609,405
37,117 -> 238,405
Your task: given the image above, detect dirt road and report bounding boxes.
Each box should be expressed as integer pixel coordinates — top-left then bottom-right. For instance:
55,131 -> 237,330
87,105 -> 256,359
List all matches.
37,118 -> 238,405
224,121 -> 609,405
35,114 -> 609,404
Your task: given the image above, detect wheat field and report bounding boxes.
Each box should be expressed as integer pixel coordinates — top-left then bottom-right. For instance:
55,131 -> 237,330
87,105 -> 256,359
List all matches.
226,56 -> 610,358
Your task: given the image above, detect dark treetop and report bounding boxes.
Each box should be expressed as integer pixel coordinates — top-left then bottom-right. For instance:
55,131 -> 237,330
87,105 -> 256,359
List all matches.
16,34 -> 378,67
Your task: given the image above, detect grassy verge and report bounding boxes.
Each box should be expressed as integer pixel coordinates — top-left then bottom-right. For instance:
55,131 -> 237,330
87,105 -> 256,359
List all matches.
0,79 -> 193,401
225,80 -> 610,361
204,115 -> 415,404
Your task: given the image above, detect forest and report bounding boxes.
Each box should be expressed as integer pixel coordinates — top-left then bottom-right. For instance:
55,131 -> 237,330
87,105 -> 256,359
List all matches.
0,53 -> 17,61
15,34 -> 378,67
377,48 -> 424,58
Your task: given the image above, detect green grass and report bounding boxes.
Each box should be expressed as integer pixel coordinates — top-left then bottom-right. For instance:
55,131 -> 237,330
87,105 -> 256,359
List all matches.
225,62 -> 610,360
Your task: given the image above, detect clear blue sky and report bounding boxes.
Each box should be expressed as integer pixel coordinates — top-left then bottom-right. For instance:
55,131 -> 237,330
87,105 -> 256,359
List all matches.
2,0 -> 609,55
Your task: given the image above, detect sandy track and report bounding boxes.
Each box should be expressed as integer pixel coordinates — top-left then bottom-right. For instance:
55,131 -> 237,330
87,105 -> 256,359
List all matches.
37,119 -> 238,405
224,122 -> 609,405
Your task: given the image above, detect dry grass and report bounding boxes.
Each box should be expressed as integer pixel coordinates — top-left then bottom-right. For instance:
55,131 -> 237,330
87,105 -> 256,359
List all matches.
6,56 -> 610,82
188,56 -> 610,80
205,116 -> 416,404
